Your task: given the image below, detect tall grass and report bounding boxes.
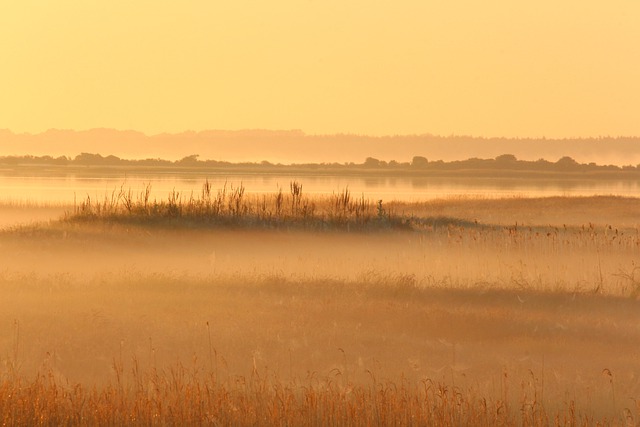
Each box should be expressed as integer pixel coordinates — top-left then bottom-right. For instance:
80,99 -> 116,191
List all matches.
6,194 -> 640,425
0,356 -> 620,426
66,181 -> 406,230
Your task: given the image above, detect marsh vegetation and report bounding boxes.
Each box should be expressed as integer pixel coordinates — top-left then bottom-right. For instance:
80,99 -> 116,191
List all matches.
1,184 -> 640,425
66,181 -> 408,231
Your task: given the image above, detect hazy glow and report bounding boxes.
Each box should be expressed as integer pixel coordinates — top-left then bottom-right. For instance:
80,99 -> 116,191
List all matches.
1,1 -> 639,137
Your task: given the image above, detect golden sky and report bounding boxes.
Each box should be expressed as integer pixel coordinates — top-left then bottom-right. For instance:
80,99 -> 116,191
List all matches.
1,1 -> 638,138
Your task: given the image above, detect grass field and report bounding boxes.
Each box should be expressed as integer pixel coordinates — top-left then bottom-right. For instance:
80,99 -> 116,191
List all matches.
1,185 -> 639,425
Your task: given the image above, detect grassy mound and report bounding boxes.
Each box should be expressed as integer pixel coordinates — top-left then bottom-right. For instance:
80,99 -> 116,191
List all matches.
64,181 -> 417,231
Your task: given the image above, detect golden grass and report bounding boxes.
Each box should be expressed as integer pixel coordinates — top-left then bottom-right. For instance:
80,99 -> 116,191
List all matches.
65,181 -> 410,231
61,181 -> 640,235
1,270 -> 639,425
0,359 -> 610,426
3,194 -> 640,425
396,195 -> 640,228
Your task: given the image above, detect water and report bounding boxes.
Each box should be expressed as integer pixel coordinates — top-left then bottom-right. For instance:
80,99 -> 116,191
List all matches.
1,168 -> 640,204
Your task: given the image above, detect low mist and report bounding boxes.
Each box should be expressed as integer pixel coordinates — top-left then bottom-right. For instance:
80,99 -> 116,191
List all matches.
1,197 -> 639,420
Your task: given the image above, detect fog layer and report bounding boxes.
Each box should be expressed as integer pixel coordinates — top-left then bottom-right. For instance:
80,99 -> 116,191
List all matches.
1,199 -> 639,419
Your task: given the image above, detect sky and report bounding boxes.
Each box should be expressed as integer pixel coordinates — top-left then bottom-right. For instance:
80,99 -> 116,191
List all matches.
1,1 -> 639,138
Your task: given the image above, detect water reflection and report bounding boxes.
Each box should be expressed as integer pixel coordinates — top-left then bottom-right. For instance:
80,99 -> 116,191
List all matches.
1,170 -> 639,204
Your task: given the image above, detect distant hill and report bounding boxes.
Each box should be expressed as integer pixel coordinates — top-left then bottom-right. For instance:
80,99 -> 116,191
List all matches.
1,128 -> 639,166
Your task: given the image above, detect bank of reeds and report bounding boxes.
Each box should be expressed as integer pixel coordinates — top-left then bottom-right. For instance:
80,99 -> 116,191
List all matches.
65,181 -> 409,231
0,362 -> 614,426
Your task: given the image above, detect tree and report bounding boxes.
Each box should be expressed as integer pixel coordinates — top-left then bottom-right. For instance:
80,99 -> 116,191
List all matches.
178,154 -> 200,165
555,156 -> 578,170
364,157 -> 381,167
495,154 -> 517,163
74,153 -> 104,165
411,156 -> 428,168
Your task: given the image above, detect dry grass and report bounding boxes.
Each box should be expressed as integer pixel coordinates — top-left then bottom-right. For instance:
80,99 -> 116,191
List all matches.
65,181 -> 410,231
62,181 -> 640,235
1,269 -> 639,425
0,359 -> 612,426
396,195 -> 640,228
3,194 -> 640,425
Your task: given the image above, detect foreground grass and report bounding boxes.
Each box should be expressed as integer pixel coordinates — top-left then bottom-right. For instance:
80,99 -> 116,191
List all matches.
2,270 -> 638,426
0,364 -> 614,426
4,192 -> 640,425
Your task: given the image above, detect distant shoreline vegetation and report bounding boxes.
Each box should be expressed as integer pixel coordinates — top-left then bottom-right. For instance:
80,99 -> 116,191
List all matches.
1,153 -> 640,177
0,153 -> 640,178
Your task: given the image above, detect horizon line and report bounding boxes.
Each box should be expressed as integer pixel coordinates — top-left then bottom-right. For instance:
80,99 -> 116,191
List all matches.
1,127 -> 639,141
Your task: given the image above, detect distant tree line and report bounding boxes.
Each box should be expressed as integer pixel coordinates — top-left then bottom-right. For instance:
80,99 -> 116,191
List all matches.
0,153 -> 637,174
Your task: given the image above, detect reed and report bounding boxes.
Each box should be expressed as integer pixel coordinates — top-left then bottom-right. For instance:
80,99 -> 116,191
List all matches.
66,181 -> 410,231
0,356 -> 622,426
5,195 -> 640,425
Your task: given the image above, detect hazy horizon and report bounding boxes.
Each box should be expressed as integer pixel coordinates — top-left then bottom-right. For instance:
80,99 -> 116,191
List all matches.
1,2 -> 639,138
3,127 -> 640,166
4,126 -> 640,140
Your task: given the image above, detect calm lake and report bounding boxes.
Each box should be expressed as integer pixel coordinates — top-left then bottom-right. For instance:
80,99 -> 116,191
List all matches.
2,169 -> 640,204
